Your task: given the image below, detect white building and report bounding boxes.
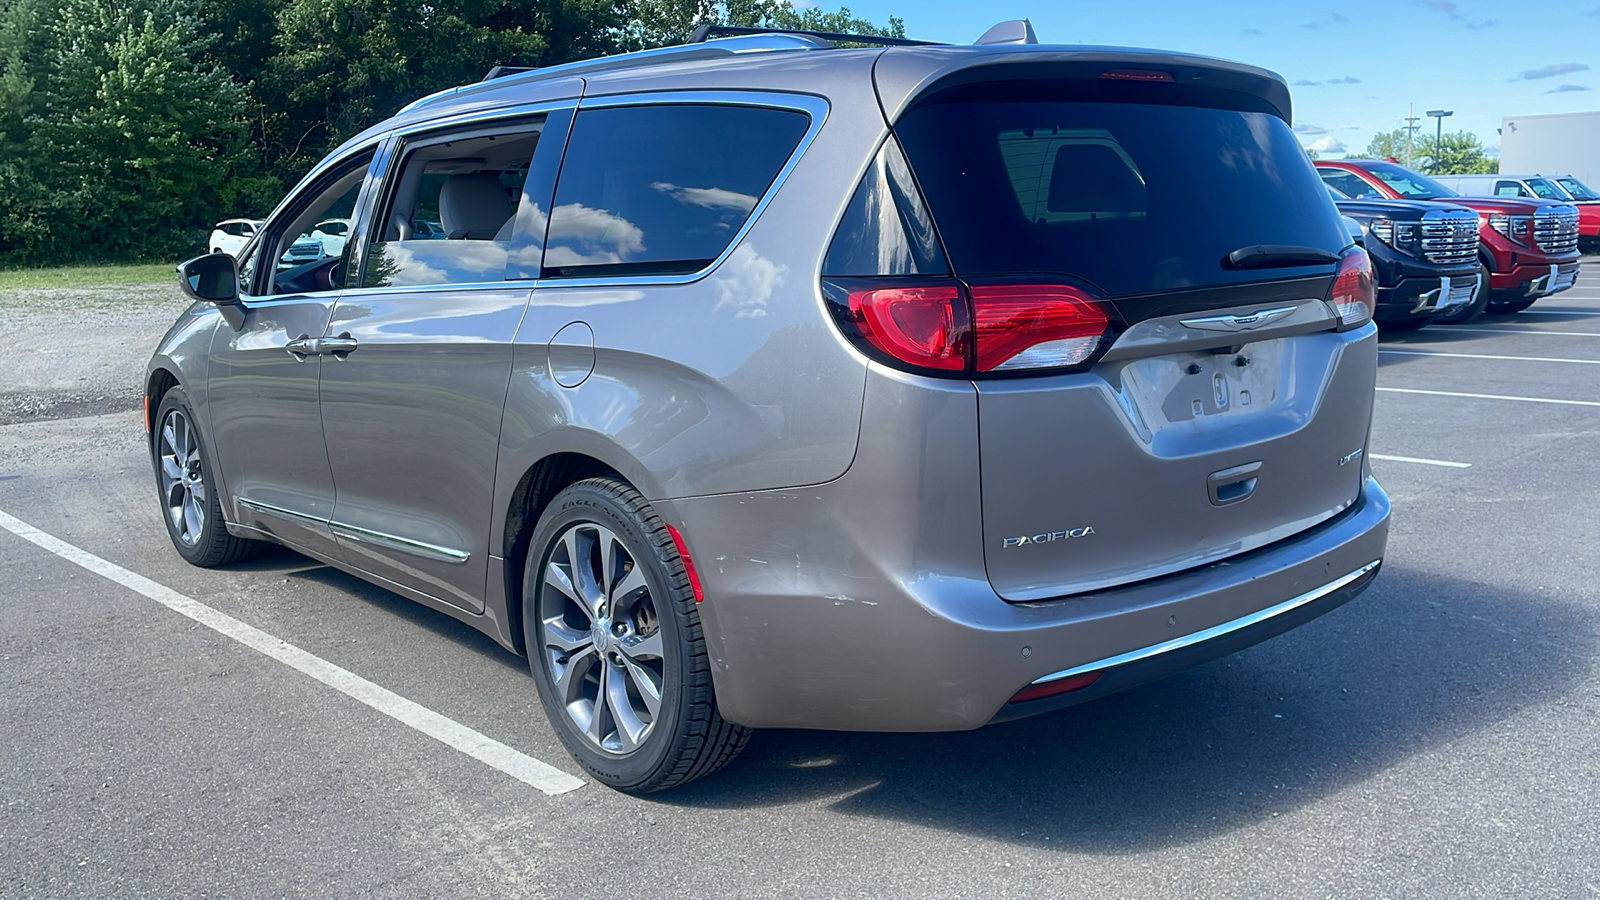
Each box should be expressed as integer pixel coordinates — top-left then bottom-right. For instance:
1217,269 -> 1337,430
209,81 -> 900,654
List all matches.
1499,111 -> 1600,184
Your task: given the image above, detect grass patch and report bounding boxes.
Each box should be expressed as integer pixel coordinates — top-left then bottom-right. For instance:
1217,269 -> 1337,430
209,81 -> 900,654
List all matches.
0,262 -> 174,291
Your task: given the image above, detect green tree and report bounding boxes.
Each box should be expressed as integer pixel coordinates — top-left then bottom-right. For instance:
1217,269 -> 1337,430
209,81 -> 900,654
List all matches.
1419,130 -> 1499,175
1352,127 -> 1409,163
620,0 -> 902,51
1,0 -> 266,266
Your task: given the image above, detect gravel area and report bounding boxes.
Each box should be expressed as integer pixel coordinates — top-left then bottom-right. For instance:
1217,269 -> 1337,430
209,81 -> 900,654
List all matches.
0,282 -> 192,425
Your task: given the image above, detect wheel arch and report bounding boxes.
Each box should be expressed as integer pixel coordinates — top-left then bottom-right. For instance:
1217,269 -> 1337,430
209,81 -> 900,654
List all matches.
498,450 -> 633,656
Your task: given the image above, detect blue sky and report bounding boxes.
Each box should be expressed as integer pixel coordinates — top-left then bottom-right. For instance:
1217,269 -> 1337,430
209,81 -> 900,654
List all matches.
831,0 -> 1599,158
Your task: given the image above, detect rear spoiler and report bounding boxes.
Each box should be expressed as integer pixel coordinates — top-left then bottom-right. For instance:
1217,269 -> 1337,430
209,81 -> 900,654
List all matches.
874,47 -> 1293,124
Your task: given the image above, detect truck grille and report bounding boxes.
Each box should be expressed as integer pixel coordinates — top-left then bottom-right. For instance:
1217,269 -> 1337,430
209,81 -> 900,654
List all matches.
1421,210 -> 1478,267
1534,207 -> 1579,254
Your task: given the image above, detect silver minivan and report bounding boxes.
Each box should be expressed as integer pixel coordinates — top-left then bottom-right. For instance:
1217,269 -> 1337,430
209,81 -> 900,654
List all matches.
151,25 -> 1390,791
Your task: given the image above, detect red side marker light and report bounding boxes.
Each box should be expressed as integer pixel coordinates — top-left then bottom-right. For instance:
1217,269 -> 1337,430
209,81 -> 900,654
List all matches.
665,524 -> 704,603
1008,670 -> 1103,704
142,395 -> 150,433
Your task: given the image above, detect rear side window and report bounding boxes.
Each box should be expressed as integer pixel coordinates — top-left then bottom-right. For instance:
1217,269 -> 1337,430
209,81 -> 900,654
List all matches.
894,87 -> 1350,297
542,104 -> 809,278
361,126 -> 542,288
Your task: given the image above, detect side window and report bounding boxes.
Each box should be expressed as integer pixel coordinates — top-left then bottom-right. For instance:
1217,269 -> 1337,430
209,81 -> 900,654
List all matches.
543,103 -> 810,278
256,151 -> 374,296
1318,169 -> 1378,199
1495,181 -> 1526,197
360,126 -> 541,288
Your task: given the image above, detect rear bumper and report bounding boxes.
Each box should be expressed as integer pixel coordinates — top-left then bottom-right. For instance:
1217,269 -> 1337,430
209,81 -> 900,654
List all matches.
664,399 -> 1391,732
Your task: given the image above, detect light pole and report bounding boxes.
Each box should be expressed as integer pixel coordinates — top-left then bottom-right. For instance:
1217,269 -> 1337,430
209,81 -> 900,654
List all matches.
1426,109 -> 1453,172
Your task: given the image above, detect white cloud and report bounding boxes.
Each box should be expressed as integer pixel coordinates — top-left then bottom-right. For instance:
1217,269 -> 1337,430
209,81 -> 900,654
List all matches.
1511,63 -> 1590,81
1308,136 -> 1347,153
1293,122 -> 1328,135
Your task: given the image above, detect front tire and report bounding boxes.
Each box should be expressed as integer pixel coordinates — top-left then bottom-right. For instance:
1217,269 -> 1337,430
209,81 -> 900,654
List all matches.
152,387 -> 259,567
523,478 -> 749,792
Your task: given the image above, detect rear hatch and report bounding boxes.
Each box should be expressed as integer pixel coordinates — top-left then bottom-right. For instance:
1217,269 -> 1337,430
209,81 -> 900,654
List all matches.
876,64 -> 1375,601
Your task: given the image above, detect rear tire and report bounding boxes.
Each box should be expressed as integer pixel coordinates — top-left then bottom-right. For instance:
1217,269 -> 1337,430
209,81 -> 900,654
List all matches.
1434,262 -> 1492,325
523,477 -> 749,792
152,387 -> 259,567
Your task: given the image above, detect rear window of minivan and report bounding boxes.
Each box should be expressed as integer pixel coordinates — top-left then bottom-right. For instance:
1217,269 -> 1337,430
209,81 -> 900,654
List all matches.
893,82 -> 1349,297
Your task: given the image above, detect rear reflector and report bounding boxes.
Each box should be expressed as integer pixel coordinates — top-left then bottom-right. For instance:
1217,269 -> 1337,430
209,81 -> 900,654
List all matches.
848,285 -> 968,371
1008,671 -> 1103,704
968,284 -> 1110,372
665,525 -> 704,603
1328,246 -> 1376,327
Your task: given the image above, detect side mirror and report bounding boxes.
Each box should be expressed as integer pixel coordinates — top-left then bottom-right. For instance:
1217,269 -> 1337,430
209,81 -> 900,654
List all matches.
178,253 -> 240,303
177,253 -> 246,330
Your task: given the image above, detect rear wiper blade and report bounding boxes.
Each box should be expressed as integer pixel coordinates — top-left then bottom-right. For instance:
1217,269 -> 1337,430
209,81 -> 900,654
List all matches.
1222,245 -> 1340,270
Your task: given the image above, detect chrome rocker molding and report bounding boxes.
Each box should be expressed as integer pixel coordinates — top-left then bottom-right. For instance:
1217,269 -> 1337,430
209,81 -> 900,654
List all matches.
1029,559 -> 1383,687
237,497 -> 471,564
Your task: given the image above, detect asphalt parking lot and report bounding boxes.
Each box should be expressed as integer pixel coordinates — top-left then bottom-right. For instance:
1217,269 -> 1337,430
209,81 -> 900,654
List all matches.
2,283 -> 1598,898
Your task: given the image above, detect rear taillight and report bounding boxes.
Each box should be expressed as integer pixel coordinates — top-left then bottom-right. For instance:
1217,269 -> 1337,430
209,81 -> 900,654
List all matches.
835,279 -> 1114,377
969,284 -> 1110,372
847,285 -> 968,372
1328,246 -> 1376,327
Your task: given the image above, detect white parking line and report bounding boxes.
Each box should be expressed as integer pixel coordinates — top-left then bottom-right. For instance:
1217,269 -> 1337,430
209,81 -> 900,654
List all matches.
1377,387 -> 1600,408
1379,350 -> 1600,365
0,509 -> 586,797
1514,309 -> 1600,317
1441,327 -> 1600,338
1369,453 -> 1472,469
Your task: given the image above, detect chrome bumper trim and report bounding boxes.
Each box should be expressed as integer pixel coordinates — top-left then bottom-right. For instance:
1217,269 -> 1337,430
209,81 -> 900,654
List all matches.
1030,559 -> 1382,686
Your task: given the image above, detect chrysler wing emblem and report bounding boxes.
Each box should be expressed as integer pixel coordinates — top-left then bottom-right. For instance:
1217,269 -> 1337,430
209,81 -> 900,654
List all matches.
1180,306 -> 1298,333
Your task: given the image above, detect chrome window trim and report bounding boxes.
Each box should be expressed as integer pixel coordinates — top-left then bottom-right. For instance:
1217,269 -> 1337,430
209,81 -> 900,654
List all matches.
328,522 -> 472,565
1029,560 -> 1383,686
534,90 -> 831,289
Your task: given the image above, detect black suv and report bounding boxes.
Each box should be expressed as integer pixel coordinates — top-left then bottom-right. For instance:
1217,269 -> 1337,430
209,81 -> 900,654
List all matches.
1329,187 -> 1481,331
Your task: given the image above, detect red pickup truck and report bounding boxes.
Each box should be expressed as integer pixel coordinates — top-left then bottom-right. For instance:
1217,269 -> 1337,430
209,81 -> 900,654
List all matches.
1315,160 -> 1580,322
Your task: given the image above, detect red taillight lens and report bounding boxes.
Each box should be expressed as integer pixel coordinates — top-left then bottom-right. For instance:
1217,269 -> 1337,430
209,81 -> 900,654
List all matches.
1328,246 -> 1376,327
968,284 -> 1111,372
1008,671 -> 1103,704
847,285 -> 968,371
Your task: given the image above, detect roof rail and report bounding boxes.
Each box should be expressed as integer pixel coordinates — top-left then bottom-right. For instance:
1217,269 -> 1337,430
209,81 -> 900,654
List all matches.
482,65 -> 539,82
687,24 -> 941,48
401,34 -> 831,115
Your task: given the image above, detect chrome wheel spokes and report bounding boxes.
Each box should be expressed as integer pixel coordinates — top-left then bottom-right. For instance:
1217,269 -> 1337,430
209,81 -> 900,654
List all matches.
539,522 -> 666,755
158,409 -> 206,546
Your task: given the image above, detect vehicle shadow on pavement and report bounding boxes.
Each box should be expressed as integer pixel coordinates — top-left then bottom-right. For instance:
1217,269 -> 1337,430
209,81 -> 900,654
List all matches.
657,566 -> 1593,853
279,560 -> 531,674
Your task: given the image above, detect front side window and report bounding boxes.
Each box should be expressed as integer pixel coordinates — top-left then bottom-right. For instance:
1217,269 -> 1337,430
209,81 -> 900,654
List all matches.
1495,181 -> 1527,197
257,150 -> 374,296
360,126 -> 541,288
542,103 -> 809,278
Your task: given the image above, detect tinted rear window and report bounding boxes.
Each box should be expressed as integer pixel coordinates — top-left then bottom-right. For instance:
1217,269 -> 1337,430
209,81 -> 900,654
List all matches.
893,90 -> 1349,297
543,104 -> 809,278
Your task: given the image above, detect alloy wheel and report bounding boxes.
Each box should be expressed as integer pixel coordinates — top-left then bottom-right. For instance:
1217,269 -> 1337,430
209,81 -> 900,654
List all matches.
538,522 -> 666,755
157,409 -> 207,547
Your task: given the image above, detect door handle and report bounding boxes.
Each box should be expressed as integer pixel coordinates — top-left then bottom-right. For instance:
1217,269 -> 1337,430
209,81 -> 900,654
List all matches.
284,335 -> 358,359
